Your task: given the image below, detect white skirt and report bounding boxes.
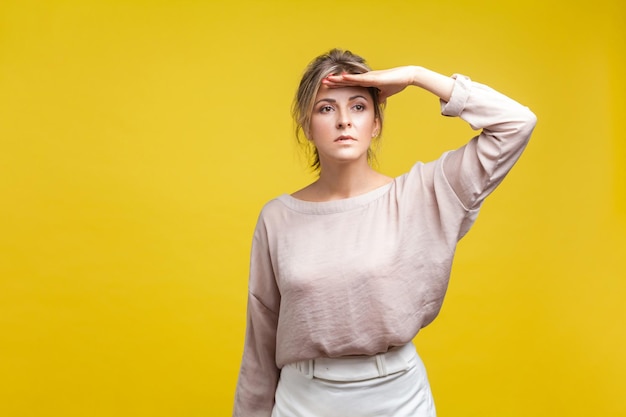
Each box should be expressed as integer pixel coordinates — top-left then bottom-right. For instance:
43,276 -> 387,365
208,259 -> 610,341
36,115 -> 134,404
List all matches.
272,343 -> 436,417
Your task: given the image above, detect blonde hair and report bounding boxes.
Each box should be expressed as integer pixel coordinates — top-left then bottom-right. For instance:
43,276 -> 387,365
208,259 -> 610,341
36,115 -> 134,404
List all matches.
292,49 -> 384,171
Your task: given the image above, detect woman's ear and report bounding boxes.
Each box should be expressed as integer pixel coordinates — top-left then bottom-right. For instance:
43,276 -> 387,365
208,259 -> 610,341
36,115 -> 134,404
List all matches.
372,118 -> 381,138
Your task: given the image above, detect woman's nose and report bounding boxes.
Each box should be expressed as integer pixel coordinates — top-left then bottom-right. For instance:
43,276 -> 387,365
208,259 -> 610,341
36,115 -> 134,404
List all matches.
337,113 -> 352,129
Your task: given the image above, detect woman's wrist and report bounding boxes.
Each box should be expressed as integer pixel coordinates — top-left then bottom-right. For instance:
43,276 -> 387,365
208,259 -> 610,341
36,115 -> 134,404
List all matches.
410,66 -> 454,102
408,65 -> 426,87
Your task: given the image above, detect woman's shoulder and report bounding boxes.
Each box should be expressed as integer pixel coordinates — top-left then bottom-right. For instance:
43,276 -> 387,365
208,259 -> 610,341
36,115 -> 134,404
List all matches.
258,196 -> 288,216
289,182 -> 320,202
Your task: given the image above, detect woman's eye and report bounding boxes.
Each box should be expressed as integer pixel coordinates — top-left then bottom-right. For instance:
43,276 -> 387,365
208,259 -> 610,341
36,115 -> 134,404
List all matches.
353,104 -> 365,111
319,105 -> 333,113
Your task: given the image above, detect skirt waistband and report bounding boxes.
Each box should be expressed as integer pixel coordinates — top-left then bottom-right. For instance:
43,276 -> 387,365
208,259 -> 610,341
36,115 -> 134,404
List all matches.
290,343 -> 417,382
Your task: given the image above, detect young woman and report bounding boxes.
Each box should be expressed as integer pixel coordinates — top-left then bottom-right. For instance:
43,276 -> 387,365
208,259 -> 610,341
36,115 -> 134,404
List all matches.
233,49 -> 537,417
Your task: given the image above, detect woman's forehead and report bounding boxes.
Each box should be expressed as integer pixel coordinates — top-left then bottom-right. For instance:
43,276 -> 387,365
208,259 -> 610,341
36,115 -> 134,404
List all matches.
315,85 -> 372,101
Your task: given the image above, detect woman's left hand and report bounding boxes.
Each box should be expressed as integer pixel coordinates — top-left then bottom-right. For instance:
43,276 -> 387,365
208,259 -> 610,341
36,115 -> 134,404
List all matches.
322,65 -> 454,104
322,66 -> 419,104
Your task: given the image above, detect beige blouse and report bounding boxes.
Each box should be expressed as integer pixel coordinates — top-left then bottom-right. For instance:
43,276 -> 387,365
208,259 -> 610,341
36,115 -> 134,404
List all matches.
233,74 -> 537,417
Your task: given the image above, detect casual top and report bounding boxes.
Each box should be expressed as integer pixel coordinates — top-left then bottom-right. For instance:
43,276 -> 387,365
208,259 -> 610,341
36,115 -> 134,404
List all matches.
233,74 -> 537,417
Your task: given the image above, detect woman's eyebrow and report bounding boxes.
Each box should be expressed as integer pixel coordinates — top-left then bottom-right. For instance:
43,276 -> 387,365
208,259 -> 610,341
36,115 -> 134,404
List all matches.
314,98 -> 336,106
314,95 -> 368,106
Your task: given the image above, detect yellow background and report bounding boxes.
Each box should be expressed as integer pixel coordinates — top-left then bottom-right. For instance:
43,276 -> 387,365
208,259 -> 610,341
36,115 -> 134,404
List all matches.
1,0 -> 624,416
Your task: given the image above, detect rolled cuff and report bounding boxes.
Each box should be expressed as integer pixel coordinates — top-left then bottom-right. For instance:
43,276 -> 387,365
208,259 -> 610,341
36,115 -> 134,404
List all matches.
440,74 -> 471,117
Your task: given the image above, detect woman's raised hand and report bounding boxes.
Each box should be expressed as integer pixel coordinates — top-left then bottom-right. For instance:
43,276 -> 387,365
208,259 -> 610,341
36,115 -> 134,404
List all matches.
322,66 -> 454,104
322,66 -> 419,104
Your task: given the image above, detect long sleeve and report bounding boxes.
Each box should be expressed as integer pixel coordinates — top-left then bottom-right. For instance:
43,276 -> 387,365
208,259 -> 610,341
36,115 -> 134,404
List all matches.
233,216 -> 281,417
441,74 -> 537,212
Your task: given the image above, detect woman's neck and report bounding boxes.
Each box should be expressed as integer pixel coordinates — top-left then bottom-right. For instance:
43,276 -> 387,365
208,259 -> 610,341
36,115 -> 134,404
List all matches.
294,161 -> 392,202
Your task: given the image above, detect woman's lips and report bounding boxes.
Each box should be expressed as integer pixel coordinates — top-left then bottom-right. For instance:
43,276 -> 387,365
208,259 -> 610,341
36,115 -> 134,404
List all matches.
335,135 -> 356,142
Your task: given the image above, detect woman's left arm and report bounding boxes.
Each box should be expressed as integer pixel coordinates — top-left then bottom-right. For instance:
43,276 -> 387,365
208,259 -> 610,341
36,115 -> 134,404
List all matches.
438,74 -> 537,210
324,67 -> 537,210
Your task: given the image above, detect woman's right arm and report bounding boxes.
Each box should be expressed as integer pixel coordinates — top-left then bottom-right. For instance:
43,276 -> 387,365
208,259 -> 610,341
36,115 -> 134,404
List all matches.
233,218 -> 281,417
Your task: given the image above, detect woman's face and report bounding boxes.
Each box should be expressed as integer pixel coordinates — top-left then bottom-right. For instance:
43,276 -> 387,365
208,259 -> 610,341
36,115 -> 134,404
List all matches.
308,84 -> 379,168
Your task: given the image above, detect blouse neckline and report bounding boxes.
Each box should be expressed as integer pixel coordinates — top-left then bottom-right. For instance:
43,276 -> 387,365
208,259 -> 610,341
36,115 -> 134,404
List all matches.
276,180 -> 396,215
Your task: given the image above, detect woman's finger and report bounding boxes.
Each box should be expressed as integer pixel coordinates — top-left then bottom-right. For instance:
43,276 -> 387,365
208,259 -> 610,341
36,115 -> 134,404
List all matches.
337,72 -> 379,87
324,73 -> 374,86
